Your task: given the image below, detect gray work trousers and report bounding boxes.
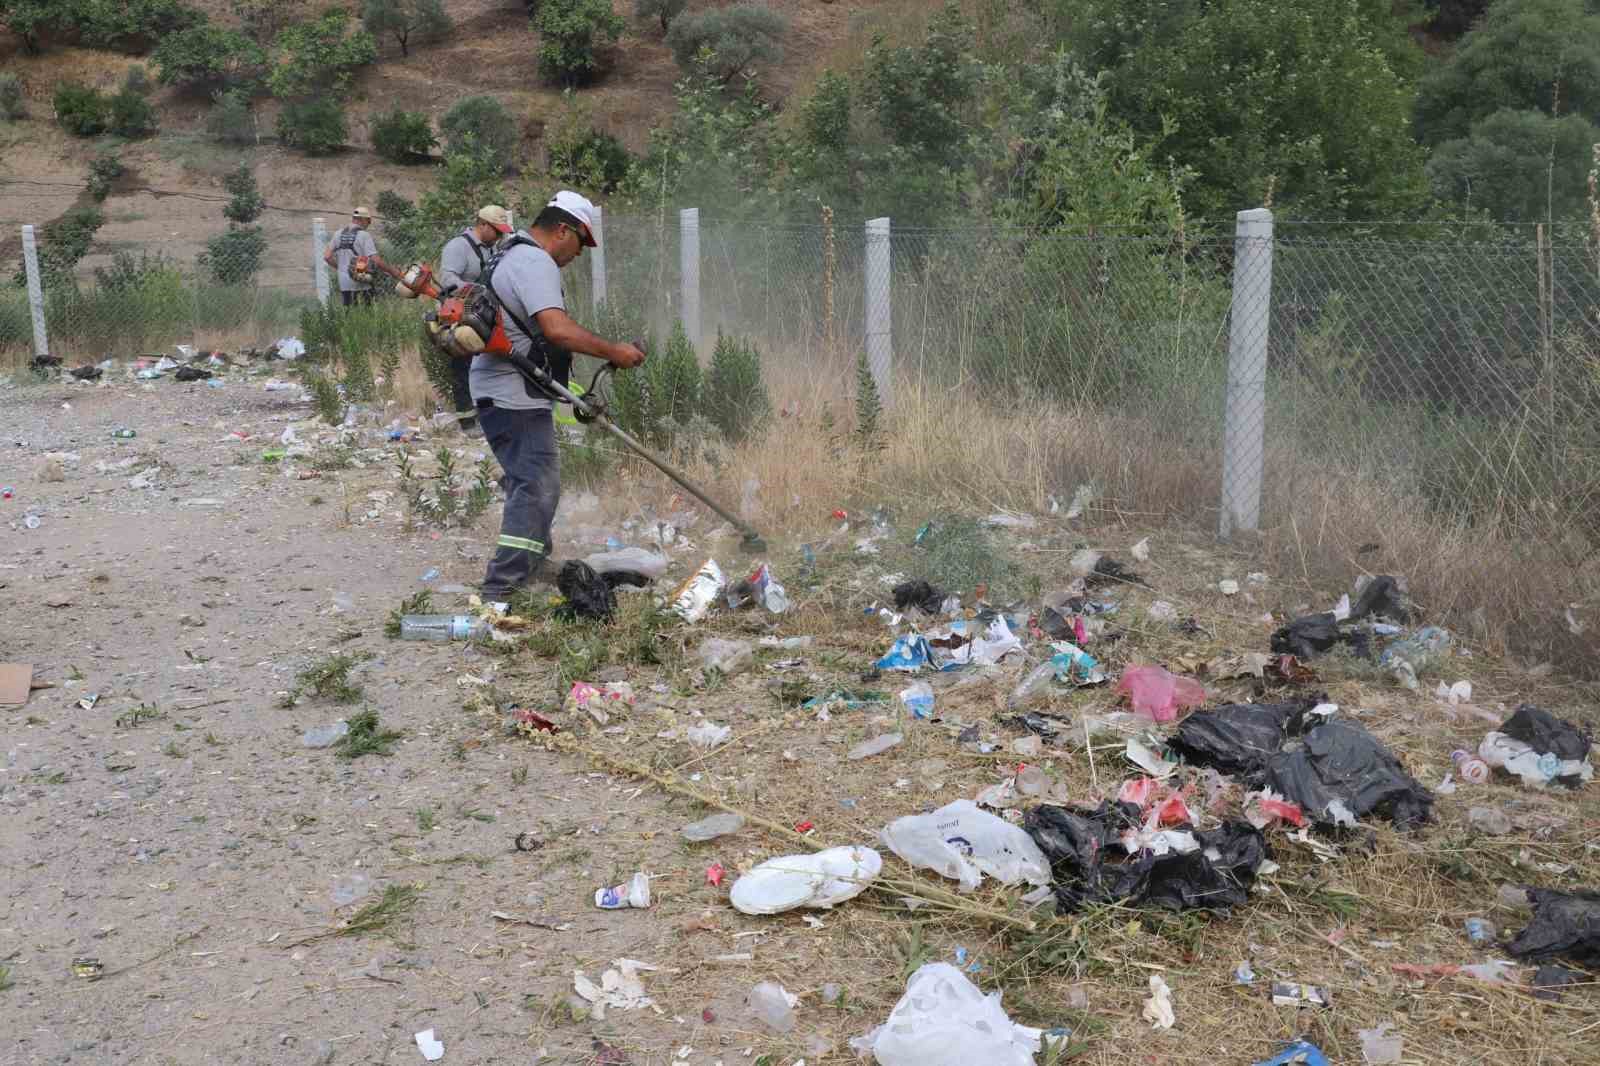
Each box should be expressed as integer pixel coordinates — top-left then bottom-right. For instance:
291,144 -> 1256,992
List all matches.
478,403 -> 559,597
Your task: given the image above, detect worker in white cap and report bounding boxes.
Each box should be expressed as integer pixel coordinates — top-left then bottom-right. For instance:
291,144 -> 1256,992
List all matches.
436,205 -> 513,435
471,190 -> 645,602
322,207 -> 383,307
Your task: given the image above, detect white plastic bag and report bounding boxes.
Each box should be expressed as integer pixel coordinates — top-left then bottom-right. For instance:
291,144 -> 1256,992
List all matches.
583,547 -> 670,580
850,962 -> 1040,1066
880,799 -> 1050,892
729,845 -> 882,915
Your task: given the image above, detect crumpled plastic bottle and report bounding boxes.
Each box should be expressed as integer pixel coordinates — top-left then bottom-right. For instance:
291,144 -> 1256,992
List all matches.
1382,625 -> 1451,690
746,981 -> 797,1032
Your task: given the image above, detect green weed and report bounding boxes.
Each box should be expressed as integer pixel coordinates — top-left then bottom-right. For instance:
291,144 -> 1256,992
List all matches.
385,590 -> 433,638
115,703 -> 166,728
335,709 -> 403,759
280,652 -> 370,706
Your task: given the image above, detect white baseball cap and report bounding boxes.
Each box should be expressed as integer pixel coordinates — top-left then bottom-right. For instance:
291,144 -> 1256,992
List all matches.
547,190 -> 597,246
351,206 -> 373,219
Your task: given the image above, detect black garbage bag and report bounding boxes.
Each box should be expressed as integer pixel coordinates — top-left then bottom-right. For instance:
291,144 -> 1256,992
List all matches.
1170,699 -> 1317,778
70,364 -> 102,381
1501,704 -> 1592,764
1508,889 -> 1600,966
892,579 -> 947,614
1266,719 -> 1433,831
1088,556 -> 1146,588
1025,803 -> 1268,913
1038,606 -> 1074,640
1271,613 -> 1372,660
174,364 -> 213,381
556,560 -> 615,620
1532,964 -> 1583,1001
1350,575 -> 1409,622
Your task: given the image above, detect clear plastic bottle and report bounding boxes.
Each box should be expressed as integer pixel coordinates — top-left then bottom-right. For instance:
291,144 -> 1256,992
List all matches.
1383,625 -> 1452,689
1007,661 -> 1058,710
399,614 -> 491,641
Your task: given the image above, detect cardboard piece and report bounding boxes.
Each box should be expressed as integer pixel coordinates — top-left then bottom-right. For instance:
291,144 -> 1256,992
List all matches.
0,663 -> 35,706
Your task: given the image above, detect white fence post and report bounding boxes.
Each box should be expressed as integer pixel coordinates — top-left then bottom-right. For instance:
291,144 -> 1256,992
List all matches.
590,204 -> 607,311
864,216 -> 893,406
679,207 -> 700,350
312,217 -> 329,304
1219,208 -> 1273,539
20,225 -> 49,362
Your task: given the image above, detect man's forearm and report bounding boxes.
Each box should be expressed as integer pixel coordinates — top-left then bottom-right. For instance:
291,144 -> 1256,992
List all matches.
542,317 -> 628,364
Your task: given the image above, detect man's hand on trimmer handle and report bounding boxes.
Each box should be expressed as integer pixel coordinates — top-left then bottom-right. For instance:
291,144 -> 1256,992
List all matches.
608,337 -> 647,370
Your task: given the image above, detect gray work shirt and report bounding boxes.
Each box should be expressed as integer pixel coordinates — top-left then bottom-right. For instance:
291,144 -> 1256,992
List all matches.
468,240 -> 563,411
438,228 -> 496,291
329,225 -> 378,292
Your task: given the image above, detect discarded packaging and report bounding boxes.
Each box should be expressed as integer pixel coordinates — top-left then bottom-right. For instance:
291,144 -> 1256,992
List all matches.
1452,749 -> 1490,784
1271,982 -> 1330,1008
728,845 -> 882,914
746,980 -> 798,1033
1142,975 -> 1175,1029
877,634 -> 933,672
1116,665 -> 1206,723
1147,600 -> 1177,623
414,1029 -> 444,1062
1254,1042 -> 1330,1066
671,558 -> 725,623
1358,1024 -> 1403,1065
566,681 -> 635,725
683,721 -> 732,749
881,799 -> 1050,892
1467,805 -> 1512,835
1480,704 -> 1593,788
682,813 -> 745,842
1464,917 -> 1497,945
1381,625 -> 1451,689
849,733 -> 903,760
583,547 -> 669,580
898,681 -> 935,719
301,720 -> 349,748
697,637 -> 754,676
594,872 -> 651,910
849,962 -> 1043,1066
573,959 -> 658,1018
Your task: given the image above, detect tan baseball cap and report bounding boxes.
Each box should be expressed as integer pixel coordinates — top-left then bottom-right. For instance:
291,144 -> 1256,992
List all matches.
477,205 -> 512,234
548,190 -> 598,246
352,206 -> 373,219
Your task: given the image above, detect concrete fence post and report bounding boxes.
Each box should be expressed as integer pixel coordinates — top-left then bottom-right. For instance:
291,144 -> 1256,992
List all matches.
864,216 -> 893,406
1219,208 -> 1273,539
590,204 -> 607,311
312,217 -> 330,304
679,207 -> 700,350
21,225 -> 49,362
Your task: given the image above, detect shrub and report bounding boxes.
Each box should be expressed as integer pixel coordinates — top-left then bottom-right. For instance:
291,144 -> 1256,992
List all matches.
153,26 -> 268,90
53,82 -> 108,137
17,206 -> 105,288
703,329 -> 769,442
371,108 -> 437,163
547,121 -> 630,193
855,349 -> 883,449
648,320 -> 701,428
79,0 -> 205,51
267,11 -> 378,99
221,163 -> 264,224
535,0 -> 625,86
375,189 -> 414,220
108,88 -> 157,137
207,88 -> 254,143
200,225 -> 267,284
361,0 -> 451,57
86,152 -> 124,201
439,95 -> 519,167
635,0 -> 686,34
666,4 -> 787,81
277,98 -> 348,155
122,65 -> 153,96
93,250 -> 176,293
0,73 -> 24,120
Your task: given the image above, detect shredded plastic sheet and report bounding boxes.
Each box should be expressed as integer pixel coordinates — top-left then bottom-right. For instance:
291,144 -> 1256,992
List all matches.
1115,665 -> 1206,722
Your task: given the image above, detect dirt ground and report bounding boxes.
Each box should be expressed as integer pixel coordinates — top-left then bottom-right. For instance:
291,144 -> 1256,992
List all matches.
4,366 -> 1600,1066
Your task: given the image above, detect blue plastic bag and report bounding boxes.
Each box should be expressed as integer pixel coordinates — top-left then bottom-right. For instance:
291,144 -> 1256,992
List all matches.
1252,1041 -> 1330,1066
877,635 -> 933,672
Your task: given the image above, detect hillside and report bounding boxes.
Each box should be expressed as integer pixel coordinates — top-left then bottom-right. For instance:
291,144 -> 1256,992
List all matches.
0,0 -> 907,286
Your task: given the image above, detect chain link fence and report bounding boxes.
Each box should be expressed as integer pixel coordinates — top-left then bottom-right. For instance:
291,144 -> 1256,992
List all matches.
8,208 -> 1599,560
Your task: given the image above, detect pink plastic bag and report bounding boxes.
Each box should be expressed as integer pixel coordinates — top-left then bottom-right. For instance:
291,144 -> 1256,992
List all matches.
1116,666 -> 1206,723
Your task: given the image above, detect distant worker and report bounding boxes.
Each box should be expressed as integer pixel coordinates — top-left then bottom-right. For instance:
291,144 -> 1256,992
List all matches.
472,191 -> 645,602
322,207 -> 384,308
436,205 -> 513,435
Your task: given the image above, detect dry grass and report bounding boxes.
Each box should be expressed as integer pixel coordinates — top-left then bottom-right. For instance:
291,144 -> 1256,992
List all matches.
488,496 -> 1600,1065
